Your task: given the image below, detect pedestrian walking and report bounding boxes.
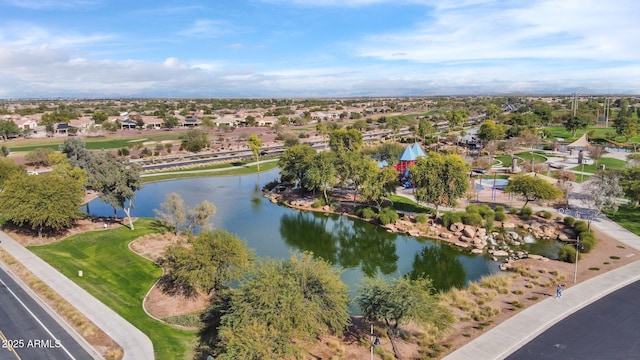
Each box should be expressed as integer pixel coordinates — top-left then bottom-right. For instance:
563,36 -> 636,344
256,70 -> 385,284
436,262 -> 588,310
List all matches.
556,284 -> 563,299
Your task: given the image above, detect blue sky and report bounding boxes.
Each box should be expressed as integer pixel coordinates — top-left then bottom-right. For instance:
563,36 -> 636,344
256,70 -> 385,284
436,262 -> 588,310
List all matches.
1,0 -> 638,98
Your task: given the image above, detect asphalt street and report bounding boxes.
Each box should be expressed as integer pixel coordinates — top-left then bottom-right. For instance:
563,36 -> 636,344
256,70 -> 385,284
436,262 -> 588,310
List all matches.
507,279 -> 640,360
0,267 -> 92,360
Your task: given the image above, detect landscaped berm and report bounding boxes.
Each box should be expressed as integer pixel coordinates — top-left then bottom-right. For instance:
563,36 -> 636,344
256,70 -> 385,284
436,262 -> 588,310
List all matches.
3,213 -> 635,360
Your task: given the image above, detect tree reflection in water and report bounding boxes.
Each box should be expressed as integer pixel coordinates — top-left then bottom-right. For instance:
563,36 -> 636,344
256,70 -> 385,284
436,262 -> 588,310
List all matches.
407,245 -> 466,292
280,212 -> 398,276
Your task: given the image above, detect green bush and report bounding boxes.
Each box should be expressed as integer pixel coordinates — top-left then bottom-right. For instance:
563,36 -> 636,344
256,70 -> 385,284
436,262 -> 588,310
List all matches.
442,211 -> 463,229
563,216 -> 576,227
485,217 -> 494,232
462,212 -> 483,226
311,198 -> 326,208
574,220 -> 588,233
579,232 -> 597,253
494,205 -> 505,213
558,244 -> 579,263
415,214 -> 428,224
539,210 -> 553,219
520,206 -> 533,219
358,207 -> 376,219
465,204 -> 480,213
478,205 -> 493,217
378,207 -> 399,225
494,211 -> 506,222
508,207 -> 518,215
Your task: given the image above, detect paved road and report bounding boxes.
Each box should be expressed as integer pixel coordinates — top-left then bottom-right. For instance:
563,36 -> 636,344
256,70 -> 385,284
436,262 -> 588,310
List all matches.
507,279 -> 640,360
0,267 -> 92,360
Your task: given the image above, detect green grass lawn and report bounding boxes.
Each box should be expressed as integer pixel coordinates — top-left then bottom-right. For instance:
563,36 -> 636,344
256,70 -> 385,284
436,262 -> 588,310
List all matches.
567,157 -> 628,173
387,194 -> 433,214
605,204 -> 640,236
494,155 -> 513,167
142,160 -> 279,183
544,126 -> 640,144
28,218 -> 196,360
5,132 -> 185,152
514,151 -> 547,163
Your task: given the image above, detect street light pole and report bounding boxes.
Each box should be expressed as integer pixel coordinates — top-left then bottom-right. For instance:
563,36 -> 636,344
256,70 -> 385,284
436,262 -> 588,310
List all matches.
574,236 -> 580,284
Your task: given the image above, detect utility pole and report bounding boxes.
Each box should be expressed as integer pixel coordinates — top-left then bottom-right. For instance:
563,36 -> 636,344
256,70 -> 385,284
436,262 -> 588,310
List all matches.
574,236 -> 580,284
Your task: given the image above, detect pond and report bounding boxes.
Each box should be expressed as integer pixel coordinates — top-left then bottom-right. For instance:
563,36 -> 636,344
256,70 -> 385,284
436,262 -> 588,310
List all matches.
87,168 -> 500,305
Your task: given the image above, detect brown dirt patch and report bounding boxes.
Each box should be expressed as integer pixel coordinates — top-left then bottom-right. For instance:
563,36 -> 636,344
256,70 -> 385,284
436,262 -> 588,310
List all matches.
129,234 -> 211,322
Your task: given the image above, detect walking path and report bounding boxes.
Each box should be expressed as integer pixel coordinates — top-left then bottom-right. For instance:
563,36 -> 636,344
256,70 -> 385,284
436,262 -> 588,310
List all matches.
0,231 -> 154,360
443,176 -> 640,359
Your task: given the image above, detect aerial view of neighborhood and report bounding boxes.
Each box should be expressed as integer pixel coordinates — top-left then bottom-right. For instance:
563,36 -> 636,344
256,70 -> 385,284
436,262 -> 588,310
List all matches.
1,1 -> 639,360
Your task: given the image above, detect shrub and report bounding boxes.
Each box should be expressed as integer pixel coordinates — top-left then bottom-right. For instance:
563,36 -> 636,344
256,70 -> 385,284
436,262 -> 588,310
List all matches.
485,217 -> 494,231
494,211 -> 506,222
462,212 -> 483,226
358,207 -> 376,219
378,207 -> 399,225
574,220 -> 588,233
494,205 -> 505,213
539,210 -> 553,219
442,211 -> 463,229
415,214 -> 428,224
558,244 -> 578,263
311,198 -> 326,208
563,216 -> 576,227
465,204 -> 480,213
478,204 -> 493,217
520,206 -> 533,220
508,207 -> 518,215
117,147 -> 130,156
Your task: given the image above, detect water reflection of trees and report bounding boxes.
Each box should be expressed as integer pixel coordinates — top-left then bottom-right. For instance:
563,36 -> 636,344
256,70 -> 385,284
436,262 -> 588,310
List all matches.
407,245 -> 466,292
280,212 -> 398,276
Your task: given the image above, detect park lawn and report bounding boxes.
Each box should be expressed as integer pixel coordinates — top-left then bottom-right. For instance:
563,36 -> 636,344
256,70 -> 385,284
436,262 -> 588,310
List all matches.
568,157 -> 628,173
514,151 -> 547,163
605,204 -> 640,236
141,160 -> 279,183
388,194 -> 433,214
495,155 -> 513,167
544,126 -> 640,144
28,218 -> 196,360
5,132 -> 185,152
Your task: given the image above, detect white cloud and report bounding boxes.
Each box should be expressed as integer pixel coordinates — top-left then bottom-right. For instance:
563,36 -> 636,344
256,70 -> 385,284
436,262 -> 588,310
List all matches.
178,19 -> 234,38
355,0 -> 640,63
1,0 -> 101,10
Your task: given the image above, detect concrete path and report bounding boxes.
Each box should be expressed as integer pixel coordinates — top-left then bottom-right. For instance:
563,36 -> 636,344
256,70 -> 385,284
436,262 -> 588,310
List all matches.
0,231 -> 154,360
443,181 -> 640,360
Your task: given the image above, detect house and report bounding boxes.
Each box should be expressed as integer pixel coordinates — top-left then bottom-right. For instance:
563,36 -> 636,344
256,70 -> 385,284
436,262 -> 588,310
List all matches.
69,117 -> 94,133
13,117 -> 39,132
141,116 -> 164,129
120,119 -> 137,129
257,116 -> 278,127
55,123 -> 71,134
181,117 -> 202,127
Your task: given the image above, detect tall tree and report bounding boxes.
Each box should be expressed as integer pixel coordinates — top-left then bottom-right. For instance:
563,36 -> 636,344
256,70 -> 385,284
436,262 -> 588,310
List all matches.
614,116 -> 638,142
504,174 -> 562,211
0,172 -> 83,237
582,170 -> 624,215
620,166 -> 640,206
184,128 -> 209,152
0,119 -> 20,140
477,120 -> 507,142
329,128 -> 363,154
89,153 -> 142,230
356,276 -> 454,358
563,115 -> 590,137
278,144 -> 316,187
209,253 -> 349,359
416,118 -> 435,143
587,144 -> 605,168
247,134 -> 263,171
162,229 -> 252,294
154,192 -> 187,235
0,157 -> 25,191
304,151 -> 337,204
410,152 -> 470,218
60,137 -> 92,170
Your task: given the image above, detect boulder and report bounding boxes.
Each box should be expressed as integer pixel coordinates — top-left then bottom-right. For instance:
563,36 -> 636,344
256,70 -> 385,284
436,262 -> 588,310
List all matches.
459,235 -> 472,242
454,242 -> 469,248
557,234 -> 569,241
450,222 -> 464,232
463,226 -> 476,238
439,233 -> 453,239
507,231 -> 520,241
503,222 -> 516,229
471,249 -> 484,254
492,250 -> 509,257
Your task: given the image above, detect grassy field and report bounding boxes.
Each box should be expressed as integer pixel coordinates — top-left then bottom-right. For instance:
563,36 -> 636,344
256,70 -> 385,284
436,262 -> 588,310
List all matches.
605,204 -> 640,236
387,194 -> 433,214
142,160 -> 279,183
4,132 -> 184,152
544,126 -> 640,144
28,218 -> 196,360
567,157 -> 628,173
514,151 -> 547,163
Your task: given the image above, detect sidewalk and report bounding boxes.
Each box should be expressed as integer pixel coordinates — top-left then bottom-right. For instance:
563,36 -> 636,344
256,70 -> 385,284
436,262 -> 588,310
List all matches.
0,231 -> 154,360
443,186 -> 640,360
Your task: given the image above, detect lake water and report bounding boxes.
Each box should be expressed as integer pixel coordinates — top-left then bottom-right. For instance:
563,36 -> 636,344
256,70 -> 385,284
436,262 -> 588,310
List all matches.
87,168 -> 500,303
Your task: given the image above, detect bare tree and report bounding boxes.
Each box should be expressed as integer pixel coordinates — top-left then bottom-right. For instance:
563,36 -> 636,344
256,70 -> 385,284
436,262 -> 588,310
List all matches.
587,145 -> 605,168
